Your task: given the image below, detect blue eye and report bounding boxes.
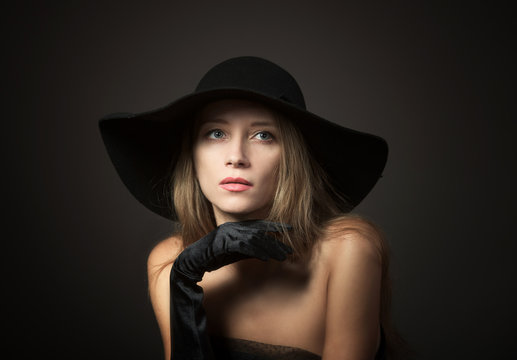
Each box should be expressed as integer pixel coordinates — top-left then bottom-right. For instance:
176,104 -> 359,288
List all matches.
254,131 -> 273,141
208,129 -> 225,139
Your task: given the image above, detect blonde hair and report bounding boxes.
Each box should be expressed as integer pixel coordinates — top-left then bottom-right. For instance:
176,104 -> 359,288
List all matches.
265,112 -> 347,259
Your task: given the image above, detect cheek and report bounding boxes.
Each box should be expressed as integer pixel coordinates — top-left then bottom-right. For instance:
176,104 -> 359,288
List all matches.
256,148 -> 281,188
193,145 -> 218,188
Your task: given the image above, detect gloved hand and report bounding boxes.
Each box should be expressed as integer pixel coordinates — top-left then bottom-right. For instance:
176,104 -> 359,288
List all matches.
170,220 -> 292,360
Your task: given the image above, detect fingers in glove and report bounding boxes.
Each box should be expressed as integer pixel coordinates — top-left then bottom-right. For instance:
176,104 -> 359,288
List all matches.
236,240 -> 273,261
247,235 -> 293,261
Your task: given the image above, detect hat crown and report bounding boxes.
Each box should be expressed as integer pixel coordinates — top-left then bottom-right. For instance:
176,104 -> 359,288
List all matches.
195,56 -> 306,110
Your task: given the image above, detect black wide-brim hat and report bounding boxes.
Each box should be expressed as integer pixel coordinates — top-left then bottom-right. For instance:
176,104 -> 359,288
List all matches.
99,56 -> 388,221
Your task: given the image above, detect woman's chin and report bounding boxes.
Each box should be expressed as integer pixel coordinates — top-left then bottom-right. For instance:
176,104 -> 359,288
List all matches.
213,205 -> 269,224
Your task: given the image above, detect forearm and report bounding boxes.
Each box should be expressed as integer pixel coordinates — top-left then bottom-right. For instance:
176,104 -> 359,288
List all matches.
170,270 -> 214,360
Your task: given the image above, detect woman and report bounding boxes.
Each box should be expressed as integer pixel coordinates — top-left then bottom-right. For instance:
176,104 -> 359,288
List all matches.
99,57 -> 395,359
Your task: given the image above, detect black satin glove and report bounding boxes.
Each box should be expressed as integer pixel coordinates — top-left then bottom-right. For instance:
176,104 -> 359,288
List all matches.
170,220 -> 292,360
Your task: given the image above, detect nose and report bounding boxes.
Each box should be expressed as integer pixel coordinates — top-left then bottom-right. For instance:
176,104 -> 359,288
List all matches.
226,138 -> 250,168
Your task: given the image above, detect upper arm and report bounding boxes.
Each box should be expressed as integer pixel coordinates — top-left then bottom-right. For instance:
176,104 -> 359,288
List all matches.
147,235 -> 183,360
322,219 -> 383,360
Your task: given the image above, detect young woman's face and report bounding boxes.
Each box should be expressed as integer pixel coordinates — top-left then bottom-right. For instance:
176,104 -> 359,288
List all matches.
193,99 -> 281,225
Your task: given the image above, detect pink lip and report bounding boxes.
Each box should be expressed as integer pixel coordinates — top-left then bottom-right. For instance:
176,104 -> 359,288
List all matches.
219,177 -> 253,192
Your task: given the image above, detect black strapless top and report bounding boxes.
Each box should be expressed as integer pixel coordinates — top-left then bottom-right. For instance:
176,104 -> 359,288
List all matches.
210,331 -> 386,360
211,336 -> 321,360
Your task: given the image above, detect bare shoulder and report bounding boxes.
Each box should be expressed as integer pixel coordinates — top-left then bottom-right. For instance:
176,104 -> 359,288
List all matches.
319,214 -> 386,269
148,234 -> 183,267
318,215 -> 385,358
147,234 -> 184,287
147,234 -> 184,357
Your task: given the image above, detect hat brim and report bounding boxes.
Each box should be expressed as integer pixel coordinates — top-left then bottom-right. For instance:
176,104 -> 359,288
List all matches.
99,88 -> 388,220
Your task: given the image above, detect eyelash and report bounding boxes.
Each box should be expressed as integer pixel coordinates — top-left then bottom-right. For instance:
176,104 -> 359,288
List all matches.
205,129 -> 274,142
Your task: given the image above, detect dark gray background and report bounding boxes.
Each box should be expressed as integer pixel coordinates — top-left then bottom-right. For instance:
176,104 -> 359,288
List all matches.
4,1 -> 515,359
